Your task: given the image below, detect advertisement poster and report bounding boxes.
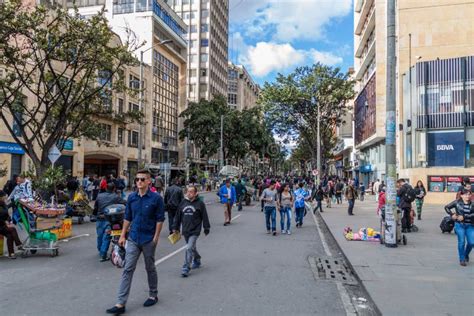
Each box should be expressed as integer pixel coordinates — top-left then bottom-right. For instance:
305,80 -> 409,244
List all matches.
446,177 -> 463,192
429,176 -> 445,192
427,131 -> 464,167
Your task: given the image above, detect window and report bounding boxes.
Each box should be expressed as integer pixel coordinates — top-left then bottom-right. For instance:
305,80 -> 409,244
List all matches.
201,39 -> 209,47
189,40 -> 197,48
118,98 -> 124,114
11,96 -> 25,137
228,93 -> 237,105
128,102 -> 139,113
118,128 -> 124,144
228,69 -> 238,80
189,54 -> 197,63
200,68 -> 207,77
113,0 -> 134,14
201,9 -> 209,18
128,130 -> 139,148
129,75 -> 140,89
190,25 -> 198,33
99,124 -> 112,142
200,53 -> 208,62
189,69 -> 197,77
136,0 -> 147,12
189,84 -> 196,93
228,81 -> 237,92
201,24 -> 208,33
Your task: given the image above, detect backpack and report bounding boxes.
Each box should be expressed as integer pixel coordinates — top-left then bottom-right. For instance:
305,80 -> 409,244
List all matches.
403,185 -> 417,203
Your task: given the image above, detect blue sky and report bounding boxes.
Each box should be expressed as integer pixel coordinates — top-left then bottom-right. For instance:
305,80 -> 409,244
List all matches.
228,0 -> 354,86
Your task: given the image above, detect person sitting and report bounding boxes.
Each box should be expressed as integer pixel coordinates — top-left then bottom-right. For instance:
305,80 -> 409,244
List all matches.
0,190 -> 23,259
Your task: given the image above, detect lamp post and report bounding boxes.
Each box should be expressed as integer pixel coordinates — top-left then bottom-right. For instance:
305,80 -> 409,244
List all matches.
138,39 -> 173,167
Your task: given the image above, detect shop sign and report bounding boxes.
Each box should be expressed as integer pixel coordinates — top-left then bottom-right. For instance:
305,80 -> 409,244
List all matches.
428,176 -> 445,192
446,176 -> 463,192
0,141 -> 24,154
427,131 -> 464,166
58,139 -> 74,151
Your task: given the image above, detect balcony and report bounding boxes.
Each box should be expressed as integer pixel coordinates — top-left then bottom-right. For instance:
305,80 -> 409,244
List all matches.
355,10 -> 375,58
355,0 -> 374,35
355,0 -> 364,13
355,39 -> 375,81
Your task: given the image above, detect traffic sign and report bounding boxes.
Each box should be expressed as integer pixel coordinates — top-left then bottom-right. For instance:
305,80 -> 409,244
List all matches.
48,145 -> 61,165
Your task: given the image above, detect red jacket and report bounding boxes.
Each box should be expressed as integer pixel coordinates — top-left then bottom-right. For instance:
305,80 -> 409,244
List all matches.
100,179 -> 107,190
378,192 -> 386,214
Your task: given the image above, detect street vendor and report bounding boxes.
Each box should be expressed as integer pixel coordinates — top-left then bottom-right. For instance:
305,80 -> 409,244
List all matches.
8,175 -> 33,224
0,190 -> 23,259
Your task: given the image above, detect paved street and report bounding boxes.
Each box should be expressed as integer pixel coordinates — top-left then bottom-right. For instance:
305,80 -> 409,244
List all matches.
0,191 -> 377,316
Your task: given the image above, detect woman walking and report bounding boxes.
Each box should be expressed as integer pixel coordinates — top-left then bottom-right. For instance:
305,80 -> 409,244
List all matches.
445,188 -> 474,266
312,185 -> 324,213
414,180 -> 426,220
278,184 -> 293,235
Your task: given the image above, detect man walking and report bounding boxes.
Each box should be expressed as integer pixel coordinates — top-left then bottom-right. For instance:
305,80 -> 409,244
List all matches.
293,182 -> 309,228
164,178 -> 184,235
335,179 -> 344,204
172,186 -> 210,277
373,179 -> 381,203
93,182 -> 126,262
106,169 -> 165,315
345,180 -> 358,216
260,180 -> 278,235
235,179 -> 246,211
397,179 -> 415,233
219,179 -> 236,226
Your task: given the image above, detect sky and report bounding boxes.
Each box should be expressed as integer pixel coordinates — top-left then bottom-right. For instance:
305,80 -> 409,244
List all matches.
228,0 -> 354,86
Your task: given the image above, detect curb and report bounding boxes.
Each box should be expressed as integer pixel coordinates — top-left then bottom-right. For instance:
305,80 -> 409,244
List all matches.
316,210 -> 383,316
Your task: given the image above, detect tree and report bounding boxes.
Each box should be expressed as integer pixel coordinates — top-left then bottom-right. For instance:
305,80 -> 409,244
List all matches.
0,1 -> 142,176
259,63 -> 355,167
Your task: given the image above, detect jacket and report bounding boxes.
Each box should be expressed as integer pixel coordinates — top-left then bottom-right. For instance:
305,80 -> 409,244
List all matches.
397,183 -> 413,209
173,197 -> 210,237
0,202 -> 11,228
219,185 -> 237,204
445,200 -> 473,225
345,185 -> 357,200
93,192 -> 126,217
164,184 -> 184,211
234,182 -> 246,197
414,187 -> 426,200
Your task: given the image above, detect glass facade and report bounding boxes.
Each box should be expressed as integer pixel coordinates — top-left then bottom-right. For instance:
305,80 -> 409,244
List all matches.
354,74 -> 376,145
153,49 -> 179,147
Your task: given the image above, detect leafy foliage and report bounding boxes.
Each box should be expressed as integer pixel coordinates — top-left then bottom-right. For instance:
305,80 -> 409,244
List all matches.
24,165 -> 68,199
0,0 -> 142,175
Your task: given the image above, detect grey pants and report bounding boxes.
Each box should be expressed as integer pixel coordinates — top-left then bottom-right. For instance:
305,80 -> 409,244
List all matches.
184,235 -> 201,269
117,239 -> 157,305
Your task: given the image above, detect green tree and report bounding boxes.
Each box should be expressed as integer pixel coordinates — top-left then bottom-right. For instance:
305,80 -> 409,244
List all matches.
259,63 -> 355,167
0,1 -> 142,176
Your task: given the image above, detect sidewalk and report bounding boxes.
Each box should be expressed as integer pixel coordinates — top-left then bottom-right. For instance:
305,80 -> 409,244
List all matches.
319,196 -> 473,316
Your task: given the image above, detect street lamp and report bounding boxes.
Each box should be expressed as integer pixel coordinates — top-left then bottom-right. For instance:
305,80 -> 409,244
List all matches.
138,39 -> 173,167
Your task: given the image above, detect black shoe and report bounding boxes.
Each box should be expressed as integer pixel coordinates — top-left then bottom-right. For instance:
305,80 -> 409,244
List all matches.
272,231 -> 277,236
417,215 -> 421,220
106,305 -> 125,315
223,222 -> 228,226
402,228 -> 407,233
100,256 -> 110,262
466,255 -> 470,263
143,296 -> 158,307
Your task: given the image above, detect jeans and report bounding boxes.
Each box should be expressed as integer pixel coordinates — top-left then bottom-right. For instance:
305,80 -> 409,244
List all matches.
295,207 -> 305,225
279,206 -> 291,231
183,235 -> 201,270
415,199 -> 424,216
347,199 -> 355,215
314,200 -> 323,212
336,194 -> 342,204
167,209 -> 177,234
454,222 -> 474,262
237,195 -> 243,211
264,206 -> 276,231
96,220 -> 111,257
117,239 -> 157,305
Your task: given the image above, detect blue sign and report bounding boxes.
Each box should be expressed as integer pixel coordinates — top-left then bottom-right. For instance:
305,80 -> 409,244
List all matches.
57,139 -> 73,151
427,131 -> 464,167
360,165 -> 372,173
0,141 -> 25,154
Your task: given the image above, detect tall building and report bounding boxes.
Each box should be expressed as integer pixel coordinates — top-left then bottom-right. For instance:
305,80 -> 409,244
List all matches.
167,0 -> 229,101
228,62 -> 259,111
67,0 -> 188,176
353,0 -> 474,204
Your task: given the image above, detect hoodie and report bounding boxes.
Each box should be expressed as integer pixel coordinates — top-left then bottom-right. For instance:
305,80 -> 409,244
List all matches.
173,197 -> 210,237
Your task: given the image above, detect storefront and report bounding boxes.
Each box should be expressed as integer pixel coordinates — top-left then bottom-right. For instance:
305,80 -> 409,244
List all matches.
0,141 -> 24,186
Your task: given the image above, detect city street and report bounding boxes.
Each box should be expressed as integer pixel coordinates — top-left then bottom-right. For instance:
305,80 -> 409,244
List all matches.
0,191 -> 377,316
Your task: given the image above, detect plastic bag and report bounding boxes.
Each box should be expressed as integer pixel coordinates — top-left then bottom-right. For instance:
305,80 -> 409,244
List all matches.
111,244 -> 126,268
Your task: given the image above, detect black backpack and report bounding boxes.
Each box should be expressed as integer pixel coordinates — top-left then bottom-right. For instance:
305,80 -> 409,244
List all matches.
404,185 -> 416,203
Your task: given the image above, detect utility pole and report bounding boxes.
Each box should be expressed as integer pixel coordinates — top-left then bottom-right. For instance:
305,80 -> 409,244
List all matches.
219,114 -> 224,172
138,50 -> 144,168
312,91 -> 321,185
384,0 -> 398,247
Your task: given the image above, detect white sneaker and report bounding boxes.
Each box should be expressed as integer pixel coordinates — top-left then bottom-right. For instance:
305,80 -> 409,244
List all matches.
281,230 -> 286,234
287,230 -> 291,235
266,230 -> 271,234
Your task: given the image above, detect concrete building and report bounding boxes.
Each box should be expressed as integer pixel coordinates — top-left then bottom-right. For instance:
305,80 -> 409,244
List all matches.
167,0 -> 229,101
397,0 -> 474,204
67,0 -> 188,177
330,110 -> 354,180
227,62 -> 259,111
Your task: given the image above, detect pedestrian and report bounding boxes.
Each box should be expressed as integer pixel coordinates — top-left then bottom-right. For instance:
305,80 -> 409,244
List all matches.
100,176 -> 107,193
414,180 -> 426,220
335,179 -> 344,204
0,190 -> 23,259
172,185 -> 210,277
2,174 -> 18,196
93,183 -> 126,262
396,179 -> 415,233
259,180 -> 267,212
445,188 -> 473,266
261,180 -> 278,235
219,179 -> 236,226
278,183 -> 293,235
86,177 -> 94,201
359,182 -> 365,201
456,177 -> 474,201
106,169 -> 165,315
345,180 -> 358,216
235,179 -> 246,211
92,175 -> 100,201
373,179 -> 381,203
164,178 -> 184,235
326,179 -> 334,208
293,182 -> 309,228
312,184 -> 324,213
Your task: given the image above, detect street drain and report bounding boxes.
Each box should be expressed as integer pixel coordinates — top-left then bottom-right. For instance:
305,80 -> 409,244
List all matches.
308,256 -> 358,285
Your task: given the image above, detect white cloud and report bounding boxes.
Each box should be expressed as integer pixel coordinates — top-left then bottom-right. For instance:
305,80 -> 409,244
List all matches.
230,0 -> 352,42
240,42 -> 343,77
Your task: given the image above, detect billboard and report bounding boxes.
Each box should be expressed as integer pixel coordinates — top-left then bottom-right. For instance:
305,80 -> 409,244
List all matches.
427,131 -> 464,167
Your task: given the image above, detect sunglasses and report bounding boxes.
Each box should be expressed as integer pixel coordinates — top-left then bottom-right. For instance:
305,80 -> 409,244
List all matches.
135,177 -> 147,182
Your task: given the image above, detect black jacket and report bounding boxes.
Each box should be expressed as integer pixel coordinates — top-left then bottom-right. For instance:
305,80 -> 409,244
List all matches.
414,187 -> 426,200
0,202 -> 11,228
164,184 -> 184,211
445,200 -> 473,225
172,197 -> 210,237
93,192 -> 126,217
397,183 -> 413,209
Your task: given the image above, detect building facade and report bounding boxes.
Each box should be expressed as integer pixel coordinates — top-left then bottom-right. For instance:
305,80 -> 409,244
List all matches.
227,62 -> 259,111
397,0 -> 474,204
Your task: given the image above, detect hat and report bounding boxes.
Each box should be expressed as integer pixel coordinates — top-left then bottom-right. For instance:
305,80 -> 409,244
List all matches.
0,190 -> 6,198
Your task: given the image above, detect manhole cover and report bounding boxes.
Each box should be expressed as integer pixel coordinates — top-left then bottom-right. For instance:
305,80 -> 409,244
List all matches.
308,256 -> 358,285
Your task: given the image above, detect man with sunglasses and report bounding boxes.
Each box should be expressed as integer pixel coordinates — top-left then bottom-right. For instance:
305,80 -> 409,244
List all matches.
107,169 -> 165,315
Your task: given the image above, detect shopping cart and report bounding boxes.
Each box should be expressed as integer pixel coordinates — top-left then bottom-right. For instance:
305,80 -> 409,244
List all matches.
16,200 -> 64,257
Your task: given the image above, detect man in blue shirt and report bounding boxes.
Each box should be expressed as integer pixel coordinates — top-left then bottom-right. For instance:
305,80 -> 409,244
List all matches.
107,169 -> 165,315
219,179 -> 237,226
294,182 -> 309,228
